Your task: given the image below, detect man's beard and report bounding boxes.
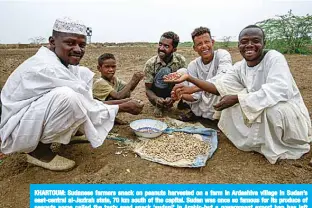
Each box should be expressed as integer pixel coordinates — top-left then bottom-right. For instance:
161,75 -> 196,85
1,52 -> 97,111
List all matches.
158,50 -> 172,61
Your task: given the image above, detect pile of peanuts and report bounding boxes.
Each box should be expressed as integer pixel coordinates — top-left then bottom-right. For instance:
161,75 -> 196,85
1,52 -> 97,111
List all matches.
139,132 -> 211,162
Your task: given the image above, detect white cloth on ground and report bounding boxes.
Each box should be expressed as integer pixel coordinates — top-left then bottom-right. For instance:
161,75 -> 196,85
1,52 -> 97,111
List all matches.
186,49 -> 232,120
0,46 -> 118,154
215,50 -> 312,164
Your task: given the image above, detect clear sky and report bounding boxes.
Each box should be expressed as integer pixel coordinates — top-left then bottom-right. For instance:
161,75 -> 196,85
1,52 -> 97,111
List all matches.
0,0 -> 311,44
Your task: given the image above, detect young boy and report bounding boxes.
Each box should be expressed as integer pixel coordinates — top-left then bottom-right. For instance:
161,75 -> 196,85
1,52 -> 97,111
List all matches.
93,53 -> 144,101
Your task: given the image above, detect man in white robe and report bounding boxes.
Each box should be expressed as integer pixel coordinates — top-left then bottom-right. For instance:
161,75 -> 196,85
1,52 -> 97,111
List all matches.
176,27 -> 232,121
0,17 -> 144,171
165,25 -> 311,164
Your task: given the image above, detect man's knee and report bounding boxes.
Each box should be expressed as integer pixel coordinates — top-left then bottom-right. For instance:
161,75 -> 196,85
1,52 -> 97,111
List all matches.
266,102 -> 288,122
50,87 -> 80,106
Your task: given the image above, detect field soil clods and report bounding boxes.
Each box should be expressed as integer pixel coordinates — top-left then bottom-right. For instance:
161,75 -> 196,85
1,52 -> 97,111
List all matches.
0,45 -> 311,207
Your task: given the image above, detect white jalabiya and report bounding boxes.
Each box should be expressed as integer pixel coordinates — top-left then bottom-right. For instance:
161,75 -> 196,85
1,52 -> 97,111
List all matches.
215,50 -> 312,164
186,49 -> 232,120
0,47 -> 118,154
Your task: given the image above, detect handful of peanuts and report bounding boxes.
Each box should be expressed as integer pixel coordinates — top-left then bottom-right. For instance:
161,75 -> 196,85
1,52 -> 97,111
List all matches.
163,72 -> 183,81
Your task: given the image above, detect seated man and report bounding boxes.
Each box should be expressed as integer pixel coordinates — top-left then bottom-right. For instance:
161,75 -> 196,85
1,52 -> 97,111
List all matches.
177,27 -> 232,122
144,31 -> 187,117
0,17 -> 144,171
165,25 -> 311,164
93,53 -> 144,101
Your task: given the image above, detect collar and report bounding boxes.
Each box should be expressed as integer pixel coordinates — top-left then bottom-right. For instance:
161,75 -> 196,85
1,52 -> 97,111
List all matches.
201,51 -> 215,65
41,46 -> 70,68
155,53 -> 179,65
102,76 -> 117,85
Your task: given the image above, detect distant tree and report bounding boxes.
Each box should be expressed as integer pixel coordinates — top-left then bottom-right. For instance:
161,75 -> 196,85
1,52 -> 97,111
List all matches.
220,36 -> 233,48
29,36 -> 46,44
257,10 -> 312,54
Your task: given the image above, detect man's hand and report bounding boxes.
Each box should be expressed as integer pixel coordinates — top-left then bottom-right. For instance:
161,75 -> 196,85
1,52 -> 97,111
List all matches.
132,72 -> 144,83
164,97 -> 174,108
155,97 -> 165,108
172,84 -> 197,99
130,72 -> 145,89
171,90 -> 180,101
213,95 -> 238,111
170,83 -> 183,101
163,72 -> 189,83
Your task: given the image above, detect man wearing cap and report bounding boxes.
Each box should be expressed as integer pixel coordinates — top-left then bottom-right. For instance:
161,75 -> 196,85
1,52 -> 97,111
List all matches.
0,17 -> 144,171
144,31 -> 187,117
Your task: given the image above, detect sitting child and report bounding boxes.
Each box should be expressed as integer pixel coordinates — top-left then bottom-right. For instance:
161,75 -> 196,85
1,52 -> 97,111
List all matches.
93,53 -> 144,101
93,53 -> 144,125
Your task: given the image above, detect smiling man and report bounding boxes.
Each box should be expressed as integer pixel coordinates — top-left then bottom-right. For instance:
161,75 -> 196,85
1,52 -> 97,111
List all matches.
166,25 -> 311,164
0,17 -> 143,171
144,31 -> 187,117
174,27 -> 233,122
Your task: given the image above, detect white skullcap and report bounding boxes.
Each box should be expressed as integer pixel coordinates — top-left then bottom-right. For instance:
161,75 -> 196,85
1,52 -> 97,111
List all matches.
53,17 -> 87,36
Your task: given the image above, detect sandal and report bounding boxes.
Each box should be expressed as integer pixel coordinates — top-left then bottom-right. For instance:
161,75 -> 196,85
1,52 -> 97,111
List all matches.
178,111 -> 200,122
26,154 -> 76,171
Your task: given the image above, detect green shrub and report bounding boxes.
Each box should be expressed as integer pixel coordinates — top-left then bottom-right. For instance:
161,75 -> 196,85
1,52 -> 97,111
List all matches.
257,10 -> 312,54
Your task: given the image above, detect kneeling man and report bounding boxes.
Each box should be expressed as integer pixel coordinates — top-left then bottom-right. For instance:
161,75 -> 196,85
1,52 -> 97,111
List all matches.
165,25 -> 311,164
0,17 -> 143,171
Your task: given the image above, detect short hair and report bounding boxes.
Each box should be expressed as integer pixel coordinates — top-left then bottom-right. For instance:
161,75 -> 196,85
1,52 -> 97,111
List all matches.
191,27 -> 212,41
52,30 -> 72,38
98,53 -> 116,66
238,25 -> 266,41
161,31 -> 180,48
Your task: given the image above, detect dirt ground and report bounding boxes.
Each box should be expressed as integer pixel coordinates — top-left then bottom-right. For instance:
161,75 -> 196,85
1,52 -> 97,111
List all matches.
0,45 -> 312,207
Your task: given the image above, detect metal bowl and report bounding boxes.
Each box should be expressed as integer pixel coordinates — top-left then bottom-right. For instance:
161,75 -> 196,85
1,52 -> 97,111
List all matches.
130,119 -> 168,138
